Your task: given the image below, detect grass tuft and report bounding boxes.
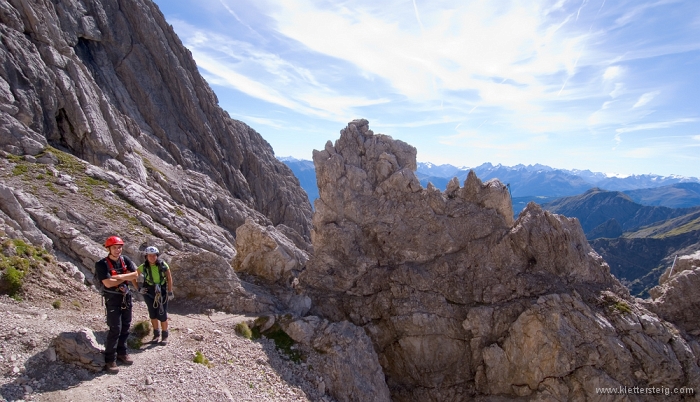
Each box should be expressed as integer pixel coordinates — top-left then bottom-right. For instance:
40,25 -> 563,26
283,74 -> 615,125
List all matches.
193,351 -> 211,367
235,322 -> 253,339
52,300 -> 61,309
2,266 -> 25,297
612,301 -> 632,314
127,336 -> 143,350
132,320 -> 152,338
12,164 -> 28,176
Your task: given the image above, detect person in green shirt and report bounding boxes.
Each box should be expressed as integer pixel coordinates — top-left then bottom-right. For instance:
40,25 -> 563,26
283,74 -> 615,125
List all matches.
137,246 -> 174,345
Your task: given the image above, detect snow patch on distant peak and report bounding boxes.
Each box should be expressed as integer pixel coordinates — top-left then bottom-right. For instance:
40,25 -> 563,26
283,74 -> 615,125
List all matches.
604,172 -> 631,178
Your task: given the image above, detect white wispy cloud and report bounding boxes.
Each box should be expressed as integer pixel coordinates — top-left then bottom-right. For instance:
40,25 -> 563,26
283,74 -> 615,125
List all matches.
217,0 -> 263,40
612,1 -> 678,29
633,91 -> 660,108
267,0 -> 589,115
603,66 -> 622,80
156,0 -> 700,177
609,83 -> 624,98
171,18 -> 388,119
616,118 -> 697,133
229,114 -> 286,129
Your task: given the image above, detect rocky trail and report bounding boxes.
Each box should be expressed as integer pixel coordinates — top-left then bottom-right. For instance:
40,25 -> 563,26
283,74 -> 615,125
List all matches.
0,279 -> 333,402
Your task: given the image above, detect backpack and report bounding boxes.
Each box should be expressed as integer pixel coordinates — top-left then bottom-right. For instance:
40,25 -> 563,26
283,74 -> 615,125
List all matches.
92,256 -> 128,296
142,259 -> 168,286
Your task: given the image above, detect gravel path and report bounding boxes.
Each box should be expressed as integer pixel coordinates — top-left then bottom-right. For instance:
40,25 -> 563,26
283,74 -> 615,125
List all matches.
0,290 -> 334,402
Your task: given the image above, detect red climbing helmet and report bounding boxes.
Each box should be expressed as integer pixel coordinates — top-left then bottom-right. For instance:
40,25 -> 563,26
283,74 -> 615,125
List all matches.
104,236 -> 124,248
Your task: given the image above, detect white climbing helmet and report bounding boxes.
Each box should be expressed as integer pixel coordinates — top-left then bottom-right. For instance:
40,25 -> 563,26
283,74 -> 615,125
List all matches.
144,246 -> 159,255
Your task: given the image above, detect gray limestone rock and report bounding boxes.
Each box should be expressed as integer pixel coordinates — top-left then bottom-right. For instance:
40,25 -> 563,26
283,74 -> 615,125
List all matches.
644,251 -> 700,334
657,250 -> 700,286
281,317 -> 391,402
0,184 -> 52,250
52,328 -> 104,372
301,119 -> 700,400
0,0 -> 312,268
232,218 -> 309,286
169,251 -> 277,314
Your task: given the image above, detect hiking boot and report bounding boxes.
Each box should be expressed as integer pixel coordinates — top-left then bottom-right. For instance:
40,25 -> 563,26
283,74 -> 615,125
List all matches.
151,329 -> 161,344
104,361 -> 119,374
160,331 -> 169,346
117,354 -> 133,365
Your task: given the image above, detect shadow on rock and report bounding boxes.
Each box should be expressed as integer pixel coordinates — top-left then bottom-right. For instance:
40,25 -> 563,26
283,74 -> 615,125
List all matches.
0,328 -> 153,400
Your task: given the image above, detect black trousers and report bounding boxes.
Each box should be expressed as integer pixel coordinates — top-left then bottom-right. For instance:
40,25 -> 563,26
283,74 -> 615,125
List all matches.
143,285 -> 168,322
104,294 -> 132,363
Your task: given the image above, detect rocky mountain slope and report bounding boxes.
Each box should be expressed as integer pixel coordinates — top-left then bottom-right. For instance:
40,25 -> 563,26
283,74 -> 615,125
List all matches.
3,0 -> 700,401
624,183 -> 700,209
542,189 -> 700,296
542,188 -> 700,238
297,119 -> 700,401
0,0 -> 313,250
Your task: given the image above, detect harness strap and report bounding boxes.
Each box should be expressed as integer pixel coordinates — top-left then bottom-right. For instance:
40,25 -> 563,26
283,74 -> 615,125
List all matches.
104,257 -> 130,296
143,260 -> 168,286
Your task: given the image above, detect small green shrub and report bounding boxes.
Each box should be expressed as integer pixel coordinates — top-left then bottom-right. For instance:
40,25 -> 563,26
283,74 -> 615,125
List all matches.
193,351 -> 211,367
12,239 -> 31,256
45,182 -> 60,194
127,336 -> 143,350
2,266 -> 25,297
12,164 -> 28,176
235,322 -> 253,339
132,320 -> 151,338
0,256 -> 30,272
52,300 -> 61,309
45,146 -> 85,175
5,153 -> 22,162
613,301 -> 632,314
72,300 -> 82,309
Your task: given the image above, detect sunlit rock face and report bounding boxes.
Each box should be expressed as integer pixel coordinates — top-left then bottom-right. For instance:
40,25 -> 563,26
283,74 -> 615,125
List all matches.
301,119 -> 700,400
644,251 -> 700,335
0,0 -> 312,250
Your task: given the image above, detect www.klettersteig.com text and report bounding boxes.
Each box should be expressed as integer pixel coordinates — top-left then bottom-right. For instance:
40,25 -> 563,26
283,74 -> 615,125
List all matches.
596,386 -> 694,396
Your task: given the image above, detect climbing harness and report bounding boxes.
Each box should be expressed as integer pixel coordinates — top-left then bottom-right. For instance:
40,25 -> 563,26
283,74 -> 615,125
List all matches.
104,257 -> 132,310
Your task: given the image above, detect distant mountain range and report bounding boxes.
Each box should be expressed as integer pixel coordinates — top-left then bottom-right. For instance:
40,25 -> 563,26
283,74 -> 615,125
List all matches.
280,157 -> 700,297
416,162 -> 700,198
545,188 -> 700,297
542,188 -> 700,238
279,158 -> 318,206
280,157 -> 700,209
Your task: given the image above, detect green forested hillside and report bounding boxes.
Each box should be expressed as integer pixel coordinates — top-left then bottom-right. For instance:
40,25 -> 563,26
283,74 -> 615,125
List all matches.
543,188 -> 700,239
543,189 -> 700,297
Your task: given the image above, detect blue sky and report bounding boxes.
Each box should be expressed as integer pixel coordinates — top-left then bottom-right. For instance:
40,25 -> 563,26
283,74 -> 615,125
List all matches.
153,0 -> 700,177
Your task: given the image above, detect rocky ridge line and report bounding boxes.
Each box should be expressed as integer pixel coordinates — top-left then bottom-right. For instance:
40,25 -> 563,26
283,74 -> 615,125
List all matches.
0,0 -> 312,251
295,119 -> 700,401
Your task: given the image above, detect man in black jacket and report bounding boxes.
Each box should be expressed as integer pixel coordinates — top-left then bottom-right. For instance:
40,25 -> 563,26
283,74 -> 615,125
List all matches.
95,236 -> 138,374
